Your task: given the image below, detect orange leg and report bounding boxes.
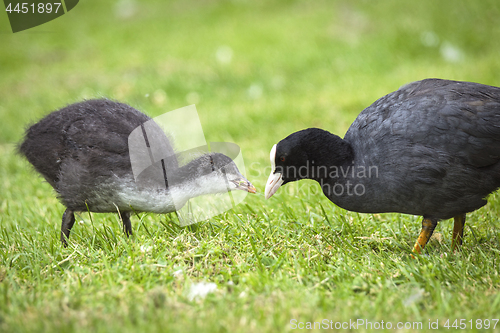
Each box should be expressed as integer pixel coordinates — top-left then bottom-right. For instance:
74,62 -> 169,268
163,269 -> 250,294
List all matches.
451,214 -> 466,251
412,218 -> 438,255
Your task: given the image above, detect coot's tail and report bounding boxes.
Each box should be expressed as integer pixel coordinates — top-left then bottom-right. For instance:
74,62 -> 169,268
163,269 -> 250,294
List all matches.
18,115 -> 67,187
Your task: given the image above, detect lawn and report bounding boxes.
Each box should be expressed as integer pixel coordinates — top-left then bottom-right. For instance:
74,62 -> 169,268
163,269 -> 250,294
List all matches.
1,0 -> 500,332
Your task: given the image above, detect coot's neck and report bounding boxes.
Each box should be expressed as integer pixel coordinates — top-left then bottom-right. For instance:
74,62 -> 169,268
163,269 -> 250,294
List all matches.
303,133 -> 379,212
169,172 -> 229,204
301,132 -> 355,183
125,165 -> 231,214
166,159 -> 232,200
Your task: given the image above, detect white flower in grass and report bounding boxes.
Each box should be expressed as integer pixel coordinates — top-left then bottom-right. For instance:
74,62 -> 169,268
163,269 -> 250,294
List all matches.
188,282 -> 217,301
403,289 -> 424,307
140,245 -> 152,253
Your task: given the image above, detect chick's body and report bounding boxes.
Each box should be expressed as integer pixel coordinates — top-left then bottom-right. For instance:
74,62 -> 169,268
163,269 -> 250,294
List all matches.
20,99 -> 176,212
20,99 -> 255,245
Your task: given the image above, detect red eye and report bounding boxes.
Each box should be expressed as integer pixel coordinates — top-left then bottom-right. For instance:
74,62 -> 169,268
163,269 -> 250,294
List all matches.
280,156 -> 285,162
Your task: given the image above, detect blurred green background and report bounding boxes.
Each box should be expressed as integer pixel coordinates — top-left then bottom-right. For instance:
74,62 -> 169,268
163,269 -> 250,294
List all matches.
2,0 -> 500,154
1,1 -> 500,332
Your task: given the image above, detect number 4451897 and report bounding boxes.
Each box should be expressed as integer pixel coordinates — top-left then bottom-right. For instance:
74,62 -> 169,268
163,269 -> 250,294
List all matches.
444,319 -> 498,330
5,3 -> 62,14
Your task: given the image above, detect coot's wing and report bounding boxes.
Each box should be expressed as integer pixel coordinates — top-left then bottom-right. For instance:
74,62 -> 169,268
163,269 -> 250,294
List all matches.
64,100 -> 149,154
349,79 -> 500,168
67,101 -> 181,184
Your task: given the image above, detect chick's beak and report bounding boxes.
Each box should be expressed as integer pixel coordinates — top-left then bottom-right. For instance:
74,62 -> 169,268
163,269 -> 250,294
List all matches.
264,172 -> 283,199
232,178 -> 257,194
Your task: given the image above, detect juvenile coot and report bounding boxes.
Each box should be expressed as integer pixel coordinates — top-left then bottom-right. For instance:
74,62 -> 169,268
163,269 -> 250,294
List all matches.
20,99 -> 256,246
265,79 -> 500,254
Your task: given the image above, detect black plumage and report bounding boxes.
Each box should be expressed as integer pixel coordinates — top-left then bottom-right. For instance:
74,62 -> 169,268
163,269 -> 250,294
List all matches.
265,79 -> 500,254
20,99 -> 256,245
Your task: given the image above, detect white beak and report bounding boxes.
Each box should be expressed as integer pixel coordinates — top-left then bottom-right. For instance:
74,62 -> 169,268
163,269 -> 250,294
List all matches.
265,143 -> 284,199
264,172 -> 283,199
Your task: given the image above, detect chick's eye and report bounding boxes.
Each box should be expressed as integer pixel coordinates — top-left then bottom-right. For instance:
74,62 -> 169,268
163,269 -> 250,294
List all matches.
280,156 -> 286,162
210,156 -> 215,171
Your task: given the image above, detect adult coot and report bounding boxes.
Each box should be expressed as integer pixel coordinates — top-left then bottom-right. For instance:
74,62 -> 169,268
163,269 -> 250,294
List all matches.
265,79 -> 500,254
20,99 -> 256,246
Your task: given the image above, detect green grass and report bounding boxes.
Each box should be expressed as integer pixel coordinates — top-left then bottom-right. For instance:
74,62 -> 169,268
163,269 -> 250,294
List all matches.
1,0 -> 500,332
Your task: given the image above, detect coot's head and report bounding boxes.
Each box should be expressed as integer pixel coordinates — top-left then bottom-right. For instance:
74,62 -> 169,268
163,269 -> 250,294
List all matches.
264,128 -> 352,199
178,153 -> 256,194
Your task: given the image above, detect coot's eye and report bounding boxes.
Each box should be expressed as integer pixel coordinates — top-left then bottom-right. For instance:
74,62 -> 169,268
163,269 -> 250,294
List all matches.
209,155 -> 215,171
280,156 -> 286,162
